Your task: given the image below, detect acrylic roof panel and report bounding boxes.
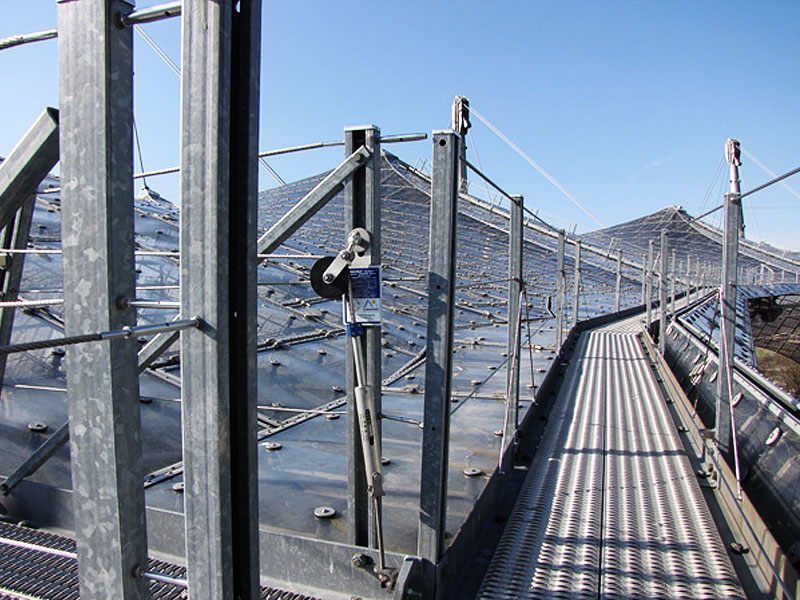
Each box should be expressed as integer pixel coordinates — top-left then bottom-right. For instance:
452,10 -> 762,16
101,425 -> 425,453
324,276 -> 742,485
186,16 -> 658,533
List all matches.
8,149 -> 795,560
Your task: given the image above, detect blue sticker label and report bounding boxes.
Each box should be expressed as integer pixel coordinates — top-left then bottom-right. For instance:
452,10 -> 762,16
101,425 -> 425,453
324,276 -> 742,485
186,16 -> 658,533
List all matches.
344,266 -> 381,325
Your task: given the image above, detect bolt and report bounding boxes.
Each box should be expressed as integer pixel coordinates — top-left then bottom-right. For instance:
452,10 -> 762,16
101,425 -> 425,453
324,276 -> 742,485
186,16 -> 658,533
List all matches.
351,553 -> 372,568
323,273 -> 334,283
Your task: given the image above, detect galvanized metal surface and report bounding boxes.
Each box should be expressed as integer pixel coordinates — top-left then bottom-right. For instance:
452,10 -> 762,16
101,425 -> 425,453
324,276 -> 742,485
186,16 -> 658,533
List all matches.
477,314 -> 744,599
505,195 -> 523,440
2,143 -> 797,598
417,131 -> 459,565
56,1 -> 147,597
344,126 -> 382,549
178,0 -> 261,597
716,192 -> 742,455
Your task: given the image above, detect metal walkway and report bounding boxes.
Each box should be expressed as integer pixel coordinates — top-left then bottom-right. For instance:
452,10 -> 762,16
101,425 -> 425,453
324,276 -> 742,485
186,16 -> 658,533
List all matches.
477,315 -> 745,599
0,520 -> 320,600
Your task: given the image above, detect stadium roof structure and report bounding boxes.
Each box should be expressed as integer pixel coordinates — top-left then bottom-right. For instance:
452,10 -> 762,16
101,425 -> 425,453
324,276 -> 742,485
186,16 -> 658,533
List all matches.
2,142 -> 800,598
1,4 -> 800,598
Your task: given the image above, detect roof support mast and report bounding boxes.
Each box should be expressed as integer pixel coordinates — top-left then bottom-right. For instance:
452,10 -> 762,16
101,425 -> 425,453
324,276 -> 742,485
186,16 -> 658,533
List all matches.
715,138 -> 743,456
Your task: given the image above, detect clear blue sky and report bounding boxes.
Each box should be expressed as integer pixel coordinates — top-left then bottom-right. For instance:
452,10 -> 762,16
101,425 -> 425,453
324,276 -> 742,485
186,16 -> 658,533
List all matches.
2,1 -> 799,249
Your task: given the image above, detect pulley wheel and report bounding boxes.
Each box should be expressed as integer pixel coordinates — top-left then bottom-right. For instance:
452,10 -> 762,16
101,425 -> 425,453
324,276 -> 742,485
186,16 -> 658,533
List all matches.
310,256 -> 349,299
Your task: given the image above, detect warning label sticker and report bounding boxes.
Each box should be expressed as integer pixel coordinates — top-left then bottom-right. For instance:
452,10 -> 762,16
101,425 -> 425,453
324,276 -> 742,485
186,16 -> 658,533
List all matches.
344,266 -> 381,325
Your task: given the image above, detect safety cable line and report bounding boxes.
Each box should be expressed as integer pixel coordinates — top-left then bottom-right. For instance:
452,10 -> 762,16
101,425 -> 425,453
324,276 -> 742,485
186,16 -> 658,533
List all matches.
134,25 -> 180,78
133,117 -> 149,189
741,147 -> 800,201
132,23 -> 286,187
469,104 -> 606,228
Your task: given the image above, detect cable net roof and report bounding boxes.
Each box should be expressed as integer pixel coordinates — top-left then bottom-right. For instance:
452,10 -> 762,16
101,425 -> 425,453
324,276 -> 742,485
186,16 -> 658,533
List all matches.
1,149 -> 798,558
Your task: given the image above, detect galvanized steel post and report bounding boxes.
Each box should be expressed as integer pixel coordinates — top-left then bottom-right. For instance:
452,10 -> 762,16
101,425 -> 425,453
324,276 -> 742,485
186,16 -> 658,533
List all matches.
418,131 -> 459,564
669,249 -> 676,316
57,1 -> 146,597
659,232 -> 668,355
615,251 -> 622,313
344,125 -> 382,548
646,240 -> 654,328
506,194 -> 523,439
716,138 -> 742,456
179,1 -> 262,597
640,254 -> 647,305
572,241 -> 581,328
556,230 -> 565,348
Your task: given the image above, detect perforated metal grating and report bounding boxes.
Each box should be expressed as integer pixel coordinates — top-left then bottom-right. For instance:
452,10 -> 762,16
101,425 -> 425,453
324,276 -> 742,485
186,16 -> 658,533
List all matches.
477,315 -> 744,599
0,521 -> 320,600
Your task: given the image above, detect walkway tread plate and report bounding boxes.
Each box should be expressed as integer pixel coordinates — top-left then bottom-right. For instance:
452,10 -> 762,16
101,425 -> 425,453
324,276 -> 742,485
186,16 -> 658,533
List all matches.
477,315 -> 745,599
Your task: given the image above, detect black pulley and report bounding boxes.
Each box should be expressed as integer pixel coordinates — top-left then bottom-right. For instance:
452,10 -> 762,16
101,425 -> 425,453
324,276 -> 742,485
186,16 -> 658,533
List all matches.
310,256 -> 349,299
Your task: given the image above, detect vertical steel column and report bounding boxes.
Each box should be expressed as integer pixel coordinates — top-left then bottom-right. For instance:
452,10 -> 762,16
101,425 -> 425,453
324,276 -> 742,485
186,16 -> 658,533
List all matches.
640,254 -> 647,305
686,256 -> 692,301
646,241 -> 654,327
506,194 -> 523,439
615,251 -> 622,313
659,232 -> 668,355
57,1 -> 146,598
418,131 -> 459,564
716,139 -> 742,456
0,197 -> 35,384
669,249 -> 676,316
555,230 -> 565,348
572,241 -> 581,328
345,125 -> 382,548
180,1 -> 261,597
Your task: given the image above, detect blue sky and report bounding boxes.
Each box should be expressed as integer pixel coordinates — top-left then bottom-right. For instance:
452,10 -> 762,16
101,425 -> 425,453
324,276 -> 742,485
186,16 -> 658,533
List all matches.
2,1 -> 799,249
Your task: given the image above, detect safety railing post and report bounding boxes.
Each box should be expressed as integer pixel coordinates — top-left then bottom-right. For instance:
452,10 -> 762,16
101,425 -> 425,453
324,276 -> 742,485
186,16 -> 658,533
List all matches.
641,254 -> 647,305
418,131 -> 459,566
506,194 -> 523,442
615,251 -> 622,313
572,241 -> 581,328
659,231 -> 668,355
344,125 -> 382,548
556,230 -> 565,348
646,240 -> 654,328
